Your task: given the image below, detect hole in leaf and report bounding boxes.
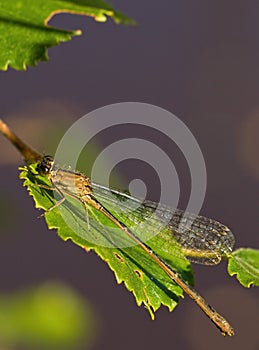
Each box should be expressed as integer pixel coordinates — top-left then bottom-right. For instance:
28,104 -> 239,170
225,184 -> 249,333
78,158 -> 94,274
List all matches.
134,270 -> 143,279
114,253 -> 124,263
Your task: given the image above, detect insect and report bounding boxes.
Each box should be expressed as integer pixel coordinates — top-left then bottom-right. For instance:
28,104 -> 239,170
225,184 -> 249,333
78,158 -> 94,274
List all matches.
36,155 -> 235,336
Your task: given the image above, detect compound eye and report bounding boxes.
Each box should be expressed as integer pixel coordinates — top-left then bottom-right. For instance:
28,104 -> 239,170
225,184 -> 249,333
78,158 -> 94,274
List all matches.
42,165 -> 49,173
36,155 -> 54,175
36,162 -> 46,175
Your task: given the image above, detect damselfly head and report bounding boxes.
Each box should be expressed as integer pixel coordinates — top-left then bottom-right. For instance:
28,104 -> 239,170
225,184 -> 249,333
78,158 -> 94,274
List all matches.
36,155 -> 54,175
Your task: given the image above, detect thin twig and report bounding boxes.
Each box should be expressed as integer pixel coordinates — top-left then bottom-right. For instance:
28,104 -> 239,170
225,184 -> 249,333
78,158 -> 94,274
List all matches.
0,118 -> 42,163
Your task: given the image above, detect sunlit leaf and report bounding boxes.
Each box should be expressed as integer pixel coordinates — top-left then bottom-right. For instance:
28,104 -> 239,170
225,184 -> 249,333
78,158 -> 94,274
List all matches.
0,0 -> 135,70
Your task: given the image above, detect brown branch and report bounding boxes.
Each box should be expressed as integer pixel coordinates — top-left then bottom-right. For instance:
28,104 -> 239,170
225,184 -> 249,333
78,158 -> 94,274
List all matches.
0,118 -> 42,163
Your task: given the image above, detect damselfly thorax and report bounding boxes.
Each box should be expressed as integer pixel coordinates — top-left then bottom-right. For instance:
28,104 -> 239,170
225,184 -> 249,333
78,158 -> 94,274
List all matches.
36,155 -> 134,232
37,155 -> 92,198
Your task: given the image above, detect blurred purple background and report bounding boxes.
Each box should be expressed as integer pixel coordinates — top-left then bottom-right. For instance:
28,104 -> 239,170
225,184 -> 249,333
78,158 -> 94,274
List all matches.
0,1 -> 258,349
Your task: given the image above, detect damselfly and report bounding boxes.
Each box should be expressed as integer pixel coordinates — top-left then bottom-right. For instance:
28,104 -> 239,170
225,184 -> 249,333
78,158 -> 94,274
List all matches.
36,155 -> 235,336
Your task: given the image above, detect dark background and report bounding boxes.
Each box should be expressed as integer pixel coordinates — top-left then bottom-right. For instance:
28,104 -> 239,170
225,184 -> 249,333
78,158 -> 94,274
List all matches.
0,0 -> 258,349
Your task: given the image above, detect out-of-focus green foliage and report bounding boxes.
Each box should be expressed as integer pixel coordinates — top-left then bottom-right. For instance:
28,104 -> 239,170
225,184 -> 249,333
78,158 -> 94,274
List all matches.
0,282 -> 97,349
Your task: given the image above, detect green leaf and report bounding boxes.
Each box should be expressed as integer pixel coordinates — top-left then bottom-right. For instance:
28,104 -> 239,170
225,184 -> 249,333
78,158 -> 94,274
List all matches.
0,0 -> 135,70
228,248 -> 259,287
20,163 -> 193,319
0,282 -> 96,349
